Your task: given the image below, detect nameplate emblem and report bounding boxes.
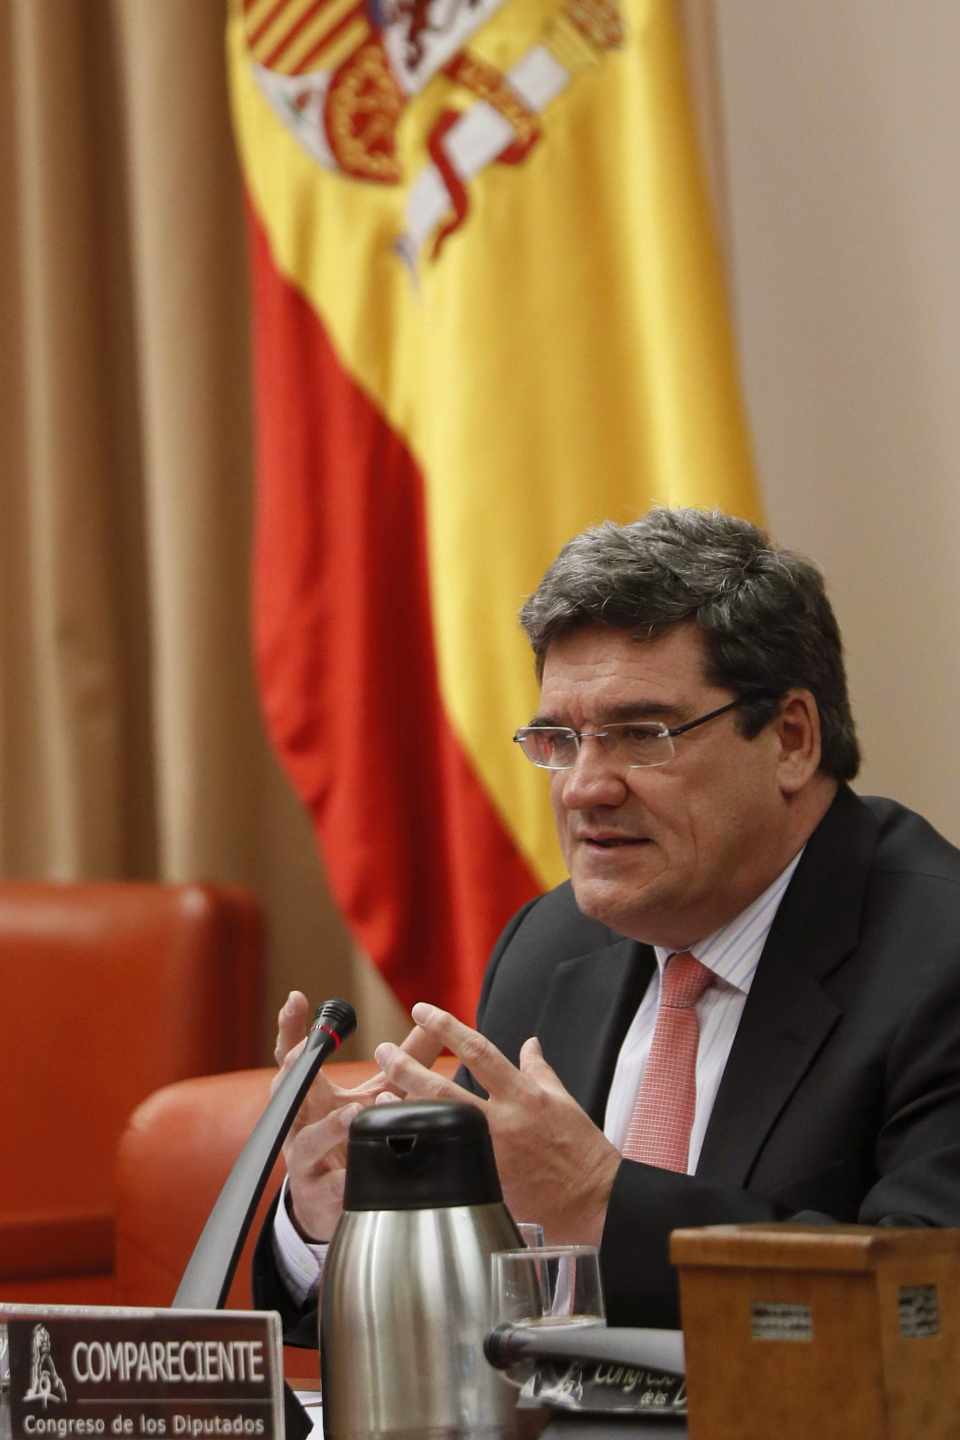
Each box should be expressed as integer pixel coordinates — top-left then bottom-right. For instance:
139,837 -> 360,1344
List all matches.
750,1300 -> 814,1343
1,1309 -> 283,1440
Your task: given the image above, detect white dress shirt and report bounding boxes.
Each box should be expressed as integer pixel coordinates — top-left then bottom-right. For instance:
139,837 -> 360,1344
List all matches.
273,848 -> 804,1302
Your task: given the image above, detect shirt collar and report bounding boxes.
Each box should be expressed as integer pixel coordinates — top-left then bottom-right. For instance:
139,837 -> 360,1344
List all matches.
653,846 -> 805,996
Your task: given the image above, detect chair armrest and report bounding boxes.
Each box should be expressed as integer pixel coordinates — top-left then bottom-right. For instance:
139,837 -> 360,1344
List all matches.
113,1054 -> 462,1310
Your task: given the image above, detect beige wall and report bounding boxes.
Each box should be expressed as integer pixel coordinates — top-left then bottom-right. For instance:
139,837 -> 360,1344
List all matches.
712,0 -> 960,843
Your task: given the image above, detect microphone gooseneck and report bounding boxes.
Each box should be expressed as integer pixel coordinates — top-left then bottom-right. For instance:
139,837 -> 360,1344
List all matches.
172,997 -> 357,1311
483,1322 -> 685,1376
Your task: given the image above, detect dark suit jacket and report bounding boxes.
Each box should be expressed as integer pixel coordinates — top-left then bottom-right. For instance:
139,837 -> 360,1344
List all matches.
255,786 -> 960,1337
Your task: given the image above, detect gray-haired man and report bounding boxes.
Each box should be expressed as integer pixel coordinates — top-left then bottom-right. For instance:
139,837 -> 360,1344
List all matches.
259,509 -> 960,1334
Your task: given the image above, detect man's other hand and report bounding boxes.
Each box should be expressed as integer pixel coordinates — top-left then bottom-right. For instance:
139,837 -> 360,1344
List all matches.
374,1003 -> 620,1245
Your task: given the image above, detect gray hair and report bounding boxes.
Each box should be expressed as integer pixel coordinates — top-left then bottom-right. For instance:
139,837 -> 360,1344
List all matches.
519,508 -> 860,781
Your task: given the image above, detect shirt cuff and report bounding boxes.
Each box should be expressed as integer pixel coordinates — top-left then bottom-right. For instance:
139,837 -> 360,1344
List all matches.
271,1177 -> 329,1308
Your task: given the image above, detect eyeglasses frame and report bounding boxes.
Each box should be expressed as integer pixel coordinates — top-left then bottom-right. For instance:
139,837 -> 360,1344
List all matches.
512,696 -> 769,771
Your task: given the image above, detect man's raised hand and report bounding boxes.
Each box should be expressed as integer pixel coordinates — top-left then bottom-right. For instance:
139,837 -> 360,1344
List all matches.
374,1003 -> 620,1245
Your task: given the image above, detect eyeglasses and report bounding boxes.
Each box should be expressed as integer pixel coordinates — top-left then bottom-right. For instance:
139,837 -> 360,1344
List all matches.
513,698 -> 753,771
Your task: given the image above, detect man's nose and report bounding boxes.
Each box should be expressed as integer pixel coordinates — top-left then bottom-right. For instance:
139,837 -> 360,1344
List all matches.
556,735 -> 629,808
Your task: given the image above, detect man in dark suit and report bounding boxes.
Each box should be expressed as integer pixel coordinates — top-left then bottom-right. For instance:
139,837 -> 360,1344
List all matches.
261,508 -> 960,1334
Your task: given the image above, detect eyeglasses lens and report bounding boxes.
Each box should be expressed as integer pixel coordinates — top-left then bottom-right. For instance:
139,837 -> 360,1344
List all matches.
520,731 -> 579,768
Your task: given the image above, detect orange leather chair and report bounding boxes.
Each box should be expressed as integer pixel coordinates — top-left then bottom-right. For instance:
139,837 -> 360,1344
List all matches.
0,881 -> 263,1305
114,1057 -> 460,1375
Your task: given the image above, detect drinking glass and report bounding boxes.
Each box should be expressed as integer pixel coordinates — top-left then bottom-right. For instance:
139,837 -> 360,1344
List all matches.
490,1245 -> 605,1385
516,1222 -> 545,1248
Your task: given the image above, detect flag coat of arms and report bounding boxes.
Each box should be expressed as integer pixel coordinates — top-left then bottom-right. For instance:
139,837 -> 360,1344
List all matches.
228,0 -> 760,1020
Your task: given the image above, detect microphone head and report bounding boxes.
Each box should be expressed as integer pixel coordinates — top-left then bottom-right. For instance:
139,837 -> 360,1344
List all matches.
312,997 -> 358,1047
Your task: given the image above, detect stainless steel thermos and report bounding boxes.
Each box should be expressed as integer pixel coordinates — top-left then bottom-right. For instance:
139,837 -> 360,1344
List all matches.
321,1100 -> 522,1440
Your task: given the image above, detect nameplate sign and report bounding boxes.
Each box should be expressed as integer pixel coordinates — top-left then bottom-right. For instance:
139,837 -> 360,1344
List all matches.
523,1359 -> 687,1417
0,1308 -> 284,1440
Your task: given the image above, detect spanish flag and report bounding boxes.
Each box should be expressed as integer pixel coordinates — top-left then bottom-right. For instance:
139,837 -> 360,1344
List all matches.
228,0 -> 759,1021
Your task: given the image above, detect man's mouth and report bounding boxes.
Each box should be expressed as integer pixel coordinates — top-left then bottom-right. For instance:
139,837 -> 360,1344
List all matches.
581,835 -> 649,849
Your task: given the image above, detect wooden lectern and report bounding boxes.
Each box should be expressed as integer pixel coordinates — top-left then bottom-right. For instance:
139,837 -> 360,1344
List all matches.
671,1223 -> 960,1440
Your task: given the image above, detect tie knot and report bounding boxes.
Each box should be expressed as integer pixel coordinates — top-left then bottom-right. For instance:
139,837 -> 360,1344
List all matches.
660,951 -> 713,1009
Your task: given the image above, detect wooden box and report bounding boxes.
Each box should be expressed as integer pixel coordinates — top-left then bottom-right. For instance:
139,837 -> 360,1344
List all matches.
670,1224 -> 960,1440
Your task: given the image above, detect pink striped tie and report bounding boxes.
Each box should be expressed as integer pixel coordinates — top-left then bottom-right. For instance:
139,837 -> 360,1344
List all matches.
622,952 -> 714,1172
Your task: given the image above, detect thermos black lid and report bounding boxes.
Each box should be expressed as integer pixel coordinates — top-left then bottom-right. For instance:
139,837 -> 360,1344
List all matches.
342,1100 -> 504,1211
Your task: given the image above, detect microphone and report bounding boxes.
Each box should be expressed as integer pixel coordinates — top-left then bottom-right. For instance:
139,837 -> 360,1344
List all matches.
173,997 -> 357,1310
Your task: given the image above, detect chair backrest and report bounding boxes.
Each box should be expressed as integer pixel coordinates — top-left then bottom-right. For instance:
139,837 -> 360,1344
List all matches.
115,1067 -> 277,1312
0,880 -> 263,1291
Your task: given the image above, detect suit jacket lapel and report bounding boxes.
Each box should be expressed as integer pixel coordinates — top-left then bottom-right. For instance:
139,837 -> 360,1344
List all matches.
538,939 -> 655,1127
697,785 -> 880,1186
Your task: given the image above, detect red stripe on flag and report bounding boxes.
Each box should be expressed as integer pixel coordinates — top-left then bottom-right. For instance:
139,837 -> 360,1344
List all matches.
290,1 -> 365,74
248,0 -> 296,49
263,0 -> 328,71
247,208 -> 542,1022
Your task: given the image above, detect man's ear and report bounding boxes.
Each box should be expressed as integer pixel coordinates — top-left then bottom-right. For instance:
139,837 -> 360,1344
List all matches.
775,690 -> 822,795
